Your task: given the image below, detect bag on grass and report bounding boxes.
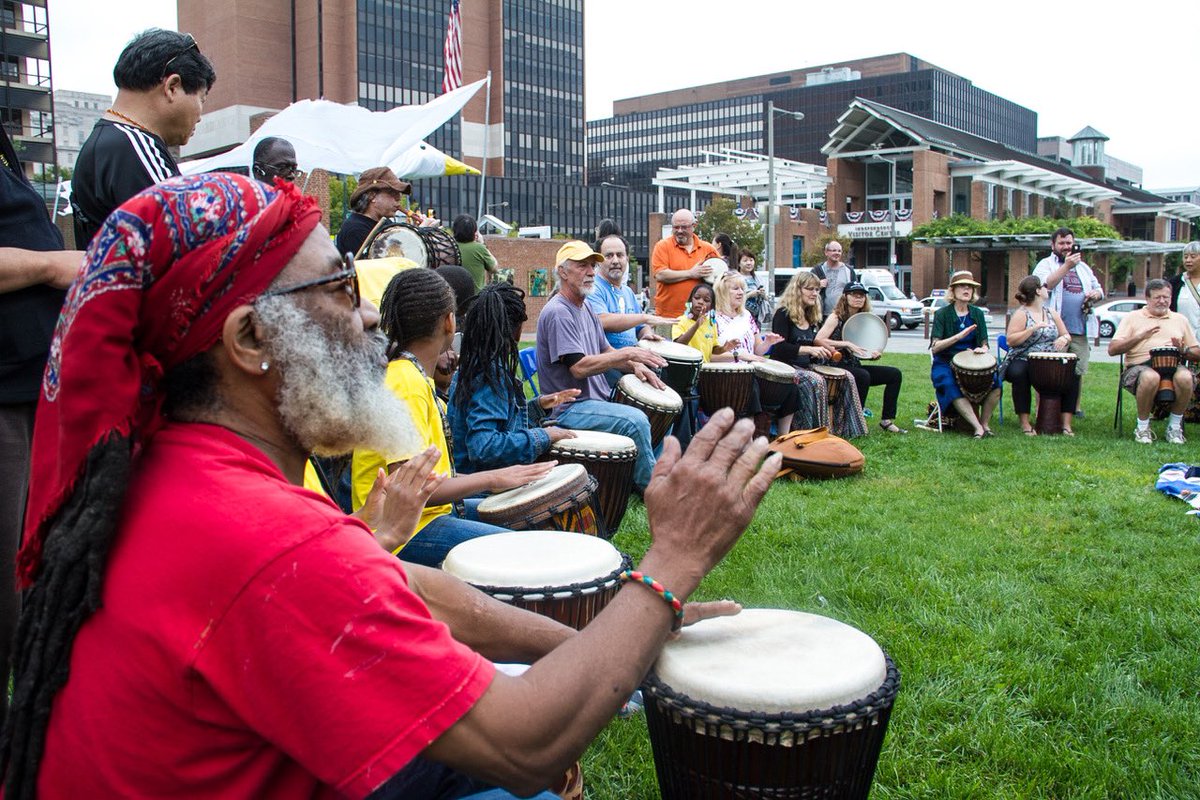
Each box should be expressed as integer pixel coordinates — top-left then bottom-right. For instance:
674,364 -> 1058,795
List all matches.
767,426 -> 864,480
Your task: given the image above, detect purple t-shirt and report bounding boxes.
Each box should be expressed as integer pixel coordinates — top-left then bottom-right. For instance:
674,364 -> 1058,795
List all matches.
536,293 -> 613,413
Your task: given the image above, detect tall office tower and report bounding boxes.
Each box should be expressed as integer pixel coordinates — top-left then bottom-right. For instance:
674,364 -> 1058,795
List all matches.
2,0 -> 56,178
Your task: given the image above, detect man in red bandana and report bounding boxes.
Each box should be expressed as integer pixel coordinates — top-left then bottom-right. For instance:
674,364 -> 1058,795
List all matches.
5,173 -> 780,799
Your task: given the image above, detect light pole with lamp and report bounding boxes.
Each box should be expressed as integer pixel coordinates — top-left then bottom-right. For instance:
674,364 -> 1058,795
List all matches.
766,101 -> 805,296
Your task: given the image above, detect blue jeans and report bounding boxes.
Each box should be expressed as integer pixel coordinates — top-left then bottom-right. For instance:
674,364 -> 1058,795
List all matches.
556,398 -> 658,489
369,755 -> 557,799
399,498 -> 508,568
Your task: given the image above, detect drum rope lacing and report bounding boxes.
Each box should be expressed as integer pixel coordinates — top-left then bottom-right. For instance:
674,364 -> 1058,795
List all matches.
467,553 -> 632,602
483,476 -> 600,526
642,656 -> 899,736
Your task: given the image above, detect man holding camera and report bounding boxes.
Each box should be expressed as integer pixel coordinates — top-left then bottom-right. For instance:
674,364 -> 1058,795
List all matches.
1033,227 -> 1104,415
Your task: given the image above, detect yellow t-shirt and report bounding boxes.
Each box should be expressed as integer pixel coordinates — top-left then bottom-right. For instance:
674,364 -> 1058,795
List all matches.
355,256 -> 420,310
351,359 -> 452,532
671,313 -> 718,362
302,460 -> 327,496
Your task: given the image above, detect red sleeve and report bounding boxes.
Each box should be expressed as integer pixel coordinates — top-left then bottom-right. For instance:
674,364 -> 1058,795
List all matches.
190,521 -> 494,797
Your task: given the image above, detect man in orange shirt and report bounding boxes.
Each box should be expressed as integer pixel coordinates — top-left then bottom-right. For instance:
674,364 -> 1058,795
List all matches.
651,208 -> 719,317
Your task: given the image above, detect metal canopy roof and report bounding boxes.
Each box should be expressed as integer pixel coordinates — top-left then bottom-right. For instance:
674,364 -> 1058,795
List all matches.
1110,202 -> 1200,222
949,160 -> 1120,205
913,234 -> 1183,255
651,148 -> 830,207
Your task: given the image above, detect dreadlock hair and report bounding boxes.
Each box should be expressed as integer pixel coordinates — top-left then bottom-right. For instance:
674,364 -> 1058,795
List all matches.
380,267 -> 455,359
2,433 -> 133,799
0,345 -> 234,797
453,283 -> 527,413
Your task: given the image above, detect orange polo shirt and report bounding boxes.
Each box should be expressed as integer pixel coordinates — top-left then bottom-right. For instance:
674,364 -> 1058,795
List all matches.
651,234 -> 719,317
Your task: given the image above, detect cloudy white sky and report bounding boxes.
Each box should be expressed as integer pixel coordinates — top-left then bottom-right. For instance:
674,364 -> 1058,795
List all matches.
47,0 -> 1199,188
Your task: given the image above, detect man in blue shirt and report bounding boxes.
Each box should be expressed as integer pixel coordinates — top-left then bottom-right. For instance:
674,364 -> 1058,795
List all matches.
586,234 -> 674,384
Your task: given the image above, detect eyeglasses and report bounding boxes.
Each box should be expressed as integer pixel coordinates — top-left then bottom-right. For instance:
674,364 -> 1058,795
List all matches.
254,162 -> 303,183
161,33 -> 200,81
260,253 -> 360,308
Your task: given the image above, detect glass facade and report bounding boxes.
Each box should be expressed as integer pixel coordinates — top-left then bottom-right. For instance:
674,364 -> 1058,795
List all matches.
353,1 -> 657,259
587,68 -> 1038,190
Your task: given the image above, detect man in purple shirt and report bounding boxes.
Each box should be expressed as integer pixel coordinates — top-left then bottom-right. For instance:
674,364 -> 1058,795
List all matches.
536,241 -> 667,489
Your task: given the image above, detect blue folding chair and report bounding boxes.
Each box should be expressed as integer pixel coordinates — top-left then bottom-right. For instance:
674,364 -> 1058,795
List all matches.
518,346 -> 539,395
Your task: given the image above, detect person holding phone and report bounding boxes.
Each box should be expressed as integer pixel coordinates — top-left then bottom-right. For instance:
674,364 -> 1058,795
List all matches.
1032,227 -> 1103,416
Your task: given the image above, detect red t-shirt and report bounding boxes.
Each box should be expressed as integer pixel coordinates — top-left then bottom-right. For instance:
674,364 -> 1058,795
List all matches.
38,422 -> 494,798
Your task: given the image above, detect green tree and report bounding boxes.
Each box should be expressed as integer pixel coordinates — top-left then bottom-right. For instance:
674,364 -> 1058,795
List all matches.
695,197 -> 764,261
327,174 -> 357,237
33,164 -> 72,183
802,232 -> 853,268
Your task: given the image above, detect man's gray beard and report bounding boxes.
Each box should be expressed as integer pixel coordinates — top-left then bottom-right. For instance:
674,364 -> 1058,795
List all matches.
254,296 -> 421,458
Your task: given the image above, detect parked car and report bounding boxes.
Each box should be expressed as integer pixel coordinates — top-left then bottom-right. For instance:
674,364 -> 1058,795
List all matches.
920,295 -> 950,318
858,269 -> 923,329
1093,298 -> 1146,338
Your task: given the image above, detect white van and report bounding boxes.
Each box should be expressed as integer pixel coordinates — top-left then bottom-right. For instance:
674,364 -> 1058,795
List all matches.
858,269 -> 923,330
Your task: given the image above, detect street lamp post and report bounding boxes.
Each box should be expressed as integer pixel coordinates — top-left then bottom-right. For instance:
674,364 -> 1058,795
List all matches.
766,101 -> 804,296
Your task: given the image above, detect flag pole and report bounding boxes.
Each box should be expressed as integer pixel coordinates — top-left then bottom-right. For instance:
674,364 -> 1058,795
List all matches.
476,69 -> 492,222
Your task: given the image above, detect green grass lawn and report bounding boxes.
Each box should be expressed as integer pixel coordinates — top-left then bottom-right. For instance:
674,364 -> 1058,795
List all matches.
581,353 -> 1200,799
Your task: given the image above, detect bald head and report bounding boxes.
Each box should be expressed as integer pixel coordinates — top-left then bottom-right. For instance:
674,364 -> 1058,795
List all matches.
671,209 -> 696,247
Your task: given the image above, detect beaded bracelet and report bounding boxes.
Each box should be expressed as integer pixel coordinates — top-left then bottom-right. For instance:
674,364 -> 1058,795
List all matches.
621,569 -> 685,632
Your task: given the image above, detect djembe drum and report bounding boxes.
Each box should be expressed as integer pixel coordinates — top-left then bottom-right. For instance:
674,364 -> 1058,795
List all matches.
612,375 -> 682,448
638,339 -> 704,397
1150,346 -> 1181,405
1027,351 -> 1078,435
643,609 -> 899,800
365,222 -> 462,268
813,364 -> 849,419
951,350 -> 997,405
697,362 -> 755,417
545,430 -> 637,538
753,359 -> 797,412
476,464 -> 602,536
442,531 -> 630,630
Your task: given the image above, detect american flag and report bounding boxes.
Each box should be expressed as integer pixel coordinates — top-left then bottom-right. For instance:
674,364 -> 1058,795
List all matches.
442,0 -> 463,94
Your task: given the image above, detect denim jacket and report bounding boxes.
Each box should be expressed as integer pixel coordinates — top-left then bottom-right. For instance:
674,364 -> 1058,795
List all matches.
448,373 -> 551,473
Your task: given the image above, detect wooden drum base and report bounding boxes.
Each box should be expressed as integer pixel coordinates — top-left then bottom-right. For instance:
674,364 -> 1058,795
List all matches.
1034,395 -> 1064,435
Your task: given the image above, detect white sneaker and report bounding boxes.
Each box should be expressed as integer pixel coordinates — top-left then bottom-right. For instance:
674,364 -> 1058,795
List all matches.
1134,428 -> 1155,444
1166,427 -> 1186,445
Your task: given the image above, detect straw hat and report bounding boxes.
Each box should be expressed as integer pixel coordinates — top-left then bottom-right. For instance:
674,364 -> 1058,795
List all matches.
948,270 -> 980,288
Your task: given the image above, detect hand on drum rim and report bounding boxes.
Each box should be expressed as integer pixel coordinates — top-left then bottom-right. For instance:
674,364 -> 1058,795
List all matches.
640,409 -> 780,597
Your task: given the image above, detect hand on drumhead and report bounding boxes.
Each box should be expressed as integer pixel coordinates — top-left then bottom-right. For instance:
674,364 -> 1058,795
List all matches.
538,388 -> 581,410
545,426 -> 577,443
671,599 -> 743,639
972,346 -> 988,355
623,346 -> 668,370
487,460 -> 556,492
641,409 -> 781,591
632,362 -> 667,390
361,446 -> 445,553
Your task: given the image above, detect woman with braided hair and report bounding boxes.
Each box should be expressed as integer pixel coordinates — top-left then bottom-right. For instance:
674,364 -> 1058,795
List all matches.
351,268 -> 555,566
448,283 -> 579,473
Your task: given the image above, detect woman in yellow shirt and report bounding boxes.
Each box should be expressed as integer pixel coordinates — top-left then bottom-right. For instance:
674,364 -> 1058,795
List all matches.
351,268 -> 553,566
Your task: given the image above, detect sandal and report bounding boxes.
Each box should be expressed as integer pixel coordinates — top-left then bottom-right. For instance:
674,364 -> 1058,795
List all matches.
982,428 -> 997,437
879,420 -> 908,434
1022,428 -> 1037,437
972,431 -> 985,440
1062,429 -> 1075,437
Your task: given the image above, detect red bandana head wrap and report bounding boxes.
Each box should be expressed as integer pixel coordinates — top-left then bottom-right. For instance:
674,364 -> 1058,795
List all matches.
18,172 -> 321,585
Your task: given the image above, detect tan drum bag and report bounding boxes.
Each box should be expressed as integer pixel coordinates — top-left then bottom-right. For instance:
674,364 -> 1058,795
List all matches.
767,427 -> 865,480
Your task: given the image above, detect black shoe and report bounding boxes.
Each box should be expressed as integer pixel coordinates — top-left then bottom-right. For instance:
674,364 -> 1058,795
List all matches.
1073,409 -> 1085,418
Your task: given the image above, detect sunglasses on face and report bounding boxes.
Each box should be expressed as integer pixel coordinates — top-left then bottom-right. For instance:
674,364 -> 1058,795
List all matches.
259,252 -> 360,308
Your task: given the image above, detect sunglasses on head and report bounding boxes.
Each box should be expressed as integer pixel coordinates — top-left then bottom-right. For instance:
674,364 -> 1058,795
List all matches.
161,33 -> 200,81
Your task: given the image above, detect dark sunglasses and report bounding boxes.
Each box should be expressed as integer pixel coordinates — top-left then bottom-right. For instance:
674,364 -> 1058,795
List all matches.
260,253 -> 360,308
161,33 -> 200,81
253,162 -> 303,183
